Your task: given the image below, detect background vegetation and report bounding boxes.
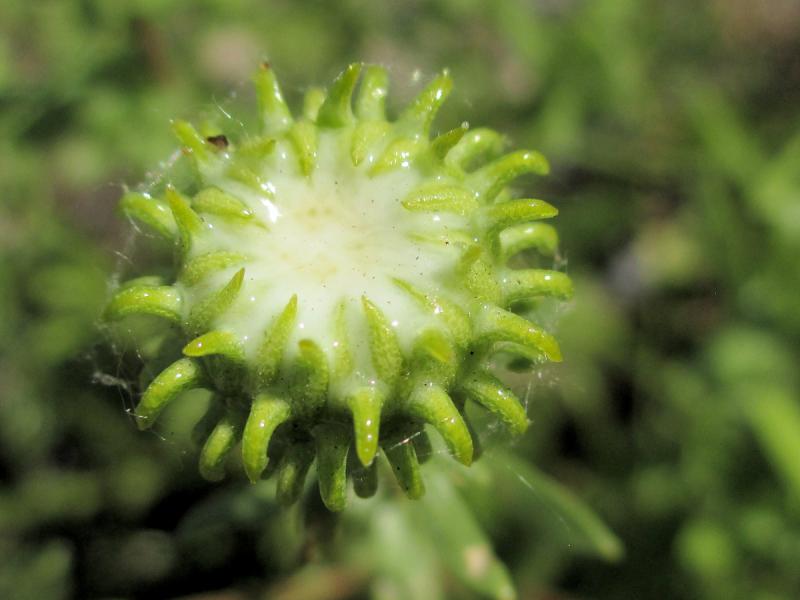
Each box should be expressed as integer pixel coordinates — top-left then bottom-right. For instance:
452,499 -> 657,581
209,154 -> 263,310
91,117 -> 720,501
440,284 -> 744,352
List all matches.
1,1 -> 799,598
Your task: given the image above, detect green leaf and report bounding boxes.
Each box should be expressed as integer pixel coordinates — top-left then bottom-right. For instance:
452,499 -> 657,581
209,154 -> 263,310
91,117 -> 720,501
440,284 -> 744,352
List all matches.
362,503 -> 444,600
418,471 -> 517,600
741,385 -> 800,504
481,452 -> 624,562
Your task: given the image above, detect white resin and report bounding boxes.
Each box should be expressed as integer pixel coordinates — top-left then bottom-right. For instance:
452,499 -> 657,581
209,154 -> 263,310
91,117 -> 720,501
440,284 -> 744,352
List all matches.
187,132 -> 468,376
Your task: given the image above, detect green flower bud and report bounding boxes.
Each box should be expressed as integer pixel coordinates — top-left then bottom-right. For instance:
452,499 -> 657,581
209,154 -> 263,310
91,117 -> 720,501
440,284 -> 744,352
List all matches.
107,62 -> 571,511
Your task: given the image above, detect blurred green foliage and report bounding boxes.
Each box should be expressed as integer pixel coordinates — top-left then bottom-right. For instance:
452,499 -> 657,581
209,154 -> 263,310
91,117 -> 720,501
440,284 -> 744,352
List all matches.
1,1 -> 799,598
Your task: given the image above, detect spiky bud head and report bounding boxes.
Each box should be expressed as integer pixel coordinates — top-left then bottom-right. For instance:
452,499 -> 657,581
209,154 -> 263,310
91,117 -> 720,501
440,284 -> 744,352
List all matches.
106,62 -> 572,510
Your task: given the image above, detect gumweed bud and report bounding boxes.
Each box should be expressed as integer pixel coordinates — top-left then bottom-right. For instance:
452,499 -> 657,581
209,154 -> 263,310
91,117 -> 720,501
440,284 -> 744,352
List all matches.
105,62 -> 572,511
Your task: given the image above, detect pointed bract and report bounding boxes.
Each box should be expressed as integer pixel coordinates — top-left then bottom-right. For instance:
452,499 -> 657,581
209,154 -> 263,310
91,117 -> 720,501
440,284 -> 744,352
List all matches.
172,119 -> 211,162
411,328 -> 458,376
199,408 -> 243,481
402,183 -> 478,216
362,296 -> 403,385
348,387 -> 383,467
393,278 -> 471,347
482,198 -> 558,235
136,358 -> 206,430
291,339 -> 329,418
193,188 -> 256,223
314,424 -> 350,511
459,371 -> 529,435
383,434 -> 425,499
180,252 -> 248,287
445,128 -> 505,171
470,150 -> 550,200
287,120 -> 318,176
255,295 -> 298,386
355,65 -> 389,121
370,137 -> 426,175
105,284 -> 182,323
432,122 -> 470,160
120,192 -> 176,240
302,87 -> 326,122
500,269 -> 574,306
183,330 -> 245,362
498,223 -> 559,261
166,185 -> 203,256
475,305 -> 562,362
238,136 -> 277,161
316,63 -> 362,128
398,71 -> 453,136
186,268 -> 245,334
229,165 -> 267,191
254,62 -> 293,134
407,384 -> 473,465
242,393 -> 292,483
350,120 -> 390,166
491,341 -> 547,365
459,246 -> 502,303
332,301 -> 354,378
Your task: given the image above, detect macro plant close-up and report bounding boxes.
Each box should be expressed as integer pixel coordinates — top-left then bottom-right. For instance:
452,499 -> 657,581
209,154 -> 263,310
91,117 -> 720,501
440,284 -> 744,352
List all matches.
2,1 -> 800,599
105,61 -> 572,513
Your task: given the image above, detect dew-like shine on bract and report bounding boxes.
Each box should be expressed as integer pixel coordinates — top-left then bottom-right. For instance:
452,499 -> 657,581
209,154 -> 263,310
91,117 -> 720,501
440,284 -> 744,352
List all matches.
106,62 -> 573,511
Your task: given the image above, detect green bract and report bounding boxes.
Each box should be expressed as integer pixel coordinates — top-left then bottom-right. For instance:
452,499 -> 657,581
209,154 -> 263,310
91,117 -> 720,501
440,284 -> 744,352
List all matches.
106,63 -> 572,511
